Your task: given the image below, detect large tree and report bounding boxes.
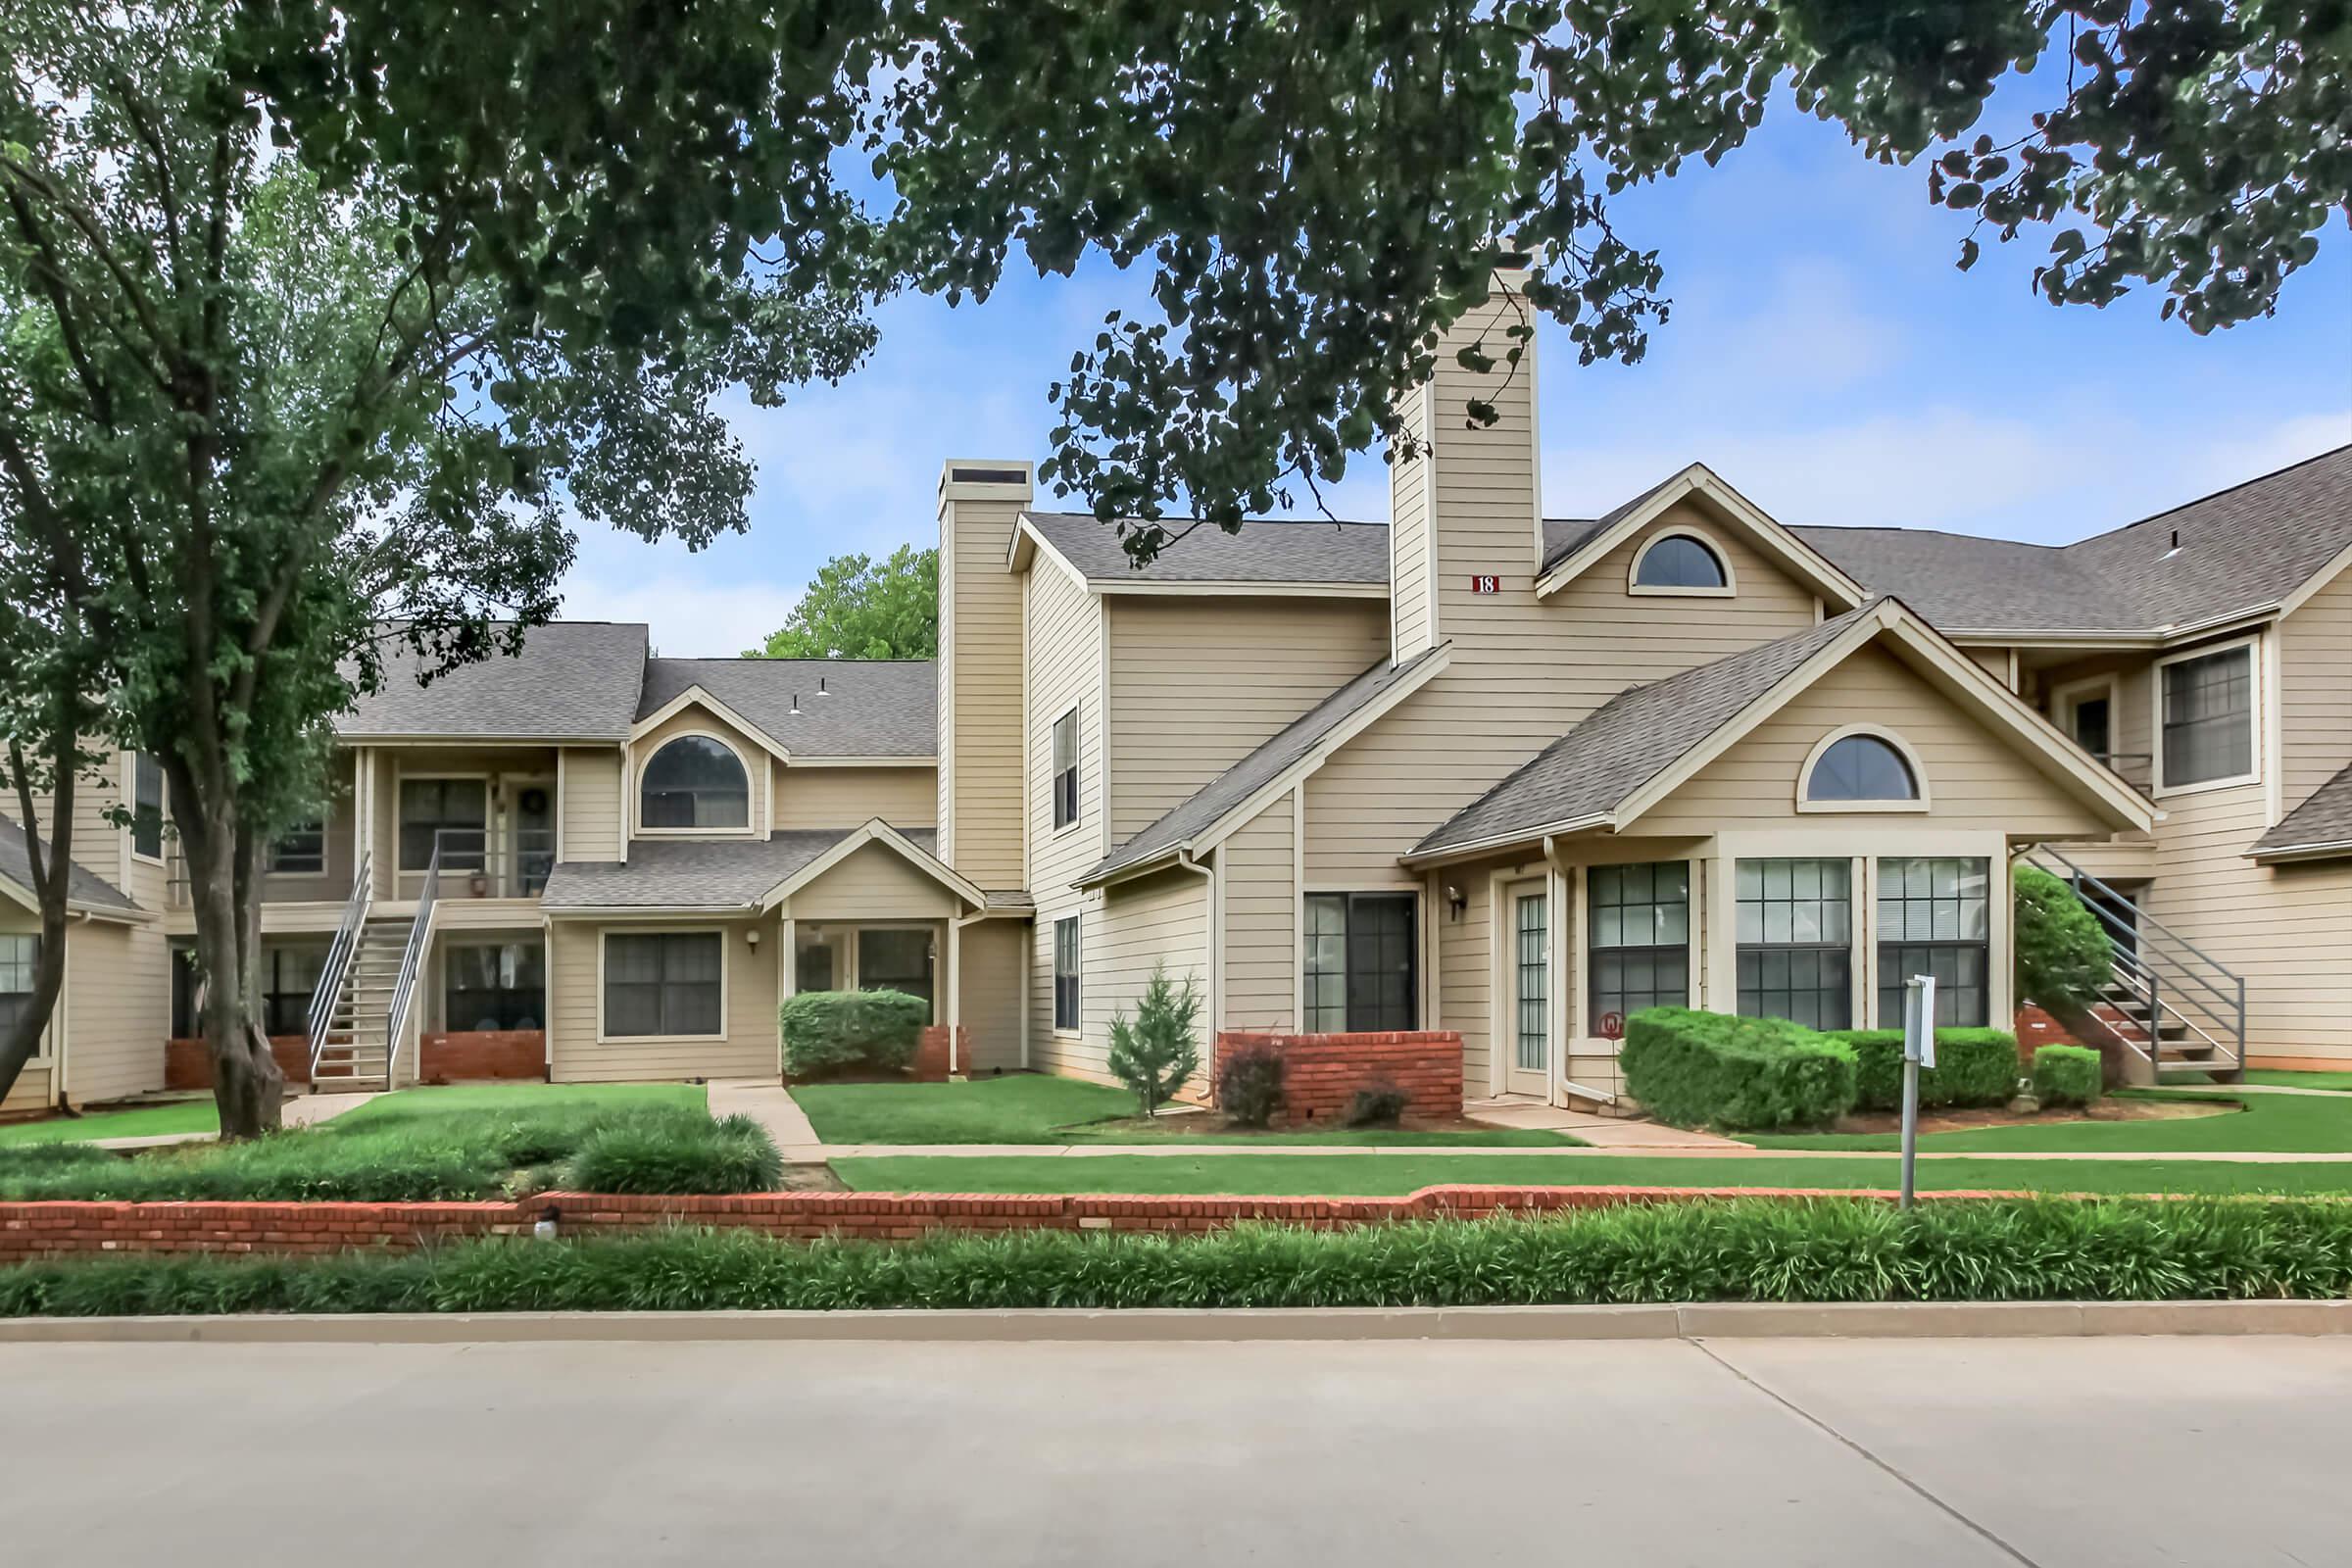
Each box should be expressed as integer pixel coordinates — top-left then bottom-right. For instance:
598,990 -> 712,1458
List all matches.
747,545 -> 938,660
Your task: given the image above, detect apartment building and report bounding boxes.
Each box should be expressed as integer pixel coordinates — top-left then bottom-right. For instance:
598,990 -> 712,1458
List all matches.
3,272 -> 2346,1114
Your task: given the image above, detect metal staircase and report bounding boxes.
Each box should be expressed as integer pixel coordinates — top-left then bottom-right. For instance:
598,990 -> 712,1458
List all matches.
2020,846 -> 2246,1084
305,841 -> 445,1093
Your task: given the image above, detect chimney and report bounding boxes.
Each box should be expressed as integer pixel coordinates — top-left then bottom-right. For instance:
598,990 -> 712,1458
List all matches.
1388,262 -> 1542,664
936,460 -> 1033,889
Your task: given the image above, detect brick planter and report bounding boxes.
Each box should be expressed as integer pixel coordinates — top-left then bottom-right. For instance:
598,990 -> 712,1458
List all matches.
0,1184 -> 2030,1263
910,1024 -> 971,1082
417,1030 -> 545,1083
1217,1030 -> 1463,1126
165,1036 -> 312,1090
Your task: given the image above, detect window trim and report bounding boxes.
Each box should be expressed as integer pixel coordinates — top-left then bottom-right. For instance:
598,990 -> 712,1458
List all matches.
440,938 -> 547,1034
595,927 -> 730,1044
1052,915 -> 1081,1036
127,752 -> 167,865
0,932 -> 48,1064
1732,855 -> 1859,1031
1050,707 -> 1081,834
1582,859 -> 1693,1037
634,730 -> 759,837
1626,525 -> 1737,599
2151,633 -> 2262,799
2048,670 -> 2122,761
1872,855 -> 1994,1031
1301,889 -> 1421,1034
1795,724 -> 1931,814
264,818 -> 329,877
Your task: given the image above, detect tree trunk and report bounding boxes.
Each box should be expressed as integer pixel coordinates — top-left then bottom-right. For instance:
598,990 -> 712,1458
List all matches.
177,777 -> 284,1139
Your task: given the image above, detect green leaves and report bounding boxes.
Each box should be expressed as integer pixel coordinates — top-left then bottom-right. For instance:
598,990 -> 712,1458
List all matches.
747,544 -> 938,661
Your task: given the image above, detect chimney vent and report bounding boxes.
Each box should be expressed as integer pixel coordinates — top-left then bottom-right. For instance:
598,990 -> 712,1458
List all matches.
817,676 -> 830,697
2162,527 -> 2182,560
789,692 -> 802,715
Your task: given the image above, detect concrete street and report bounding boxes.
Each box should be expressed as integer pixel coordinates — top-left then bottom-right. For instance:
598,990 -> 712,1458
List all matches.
4,1335 -> 2345,1565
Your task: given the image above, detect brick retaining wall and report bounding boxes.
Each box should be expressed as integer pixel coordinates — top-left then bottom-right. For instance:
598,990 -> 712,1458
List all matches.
1217,1030 -> 1462,1126
165,1031 -> 547,1089
0,1185 -> 2023,1262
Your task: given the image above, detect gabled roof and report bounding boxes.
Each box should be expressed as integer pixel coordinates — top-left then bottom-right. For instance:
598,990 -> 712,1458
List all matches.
757,818 -> 987,911
2251,764 -> 2352,864
1018,511 -> 1390,589
635,659 -> 935,760
1798,445 -> 2352,638
1533,464 -> 1868,607
0,816 -> 140,918
540,824 -> 946,912
338,622 -> 650,740
1409,598 -> 2152,860
1081,643 -> 1451,887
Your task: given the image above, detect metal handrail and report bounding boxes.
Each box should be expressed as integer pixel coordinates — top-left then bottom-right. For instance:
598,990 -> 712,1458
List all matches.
426,825 -> 556,897
2023,845 -> 2245,1072
306,849 -> 373,1078
2026,845 -> 2243,1009
380,839 -> 443,1089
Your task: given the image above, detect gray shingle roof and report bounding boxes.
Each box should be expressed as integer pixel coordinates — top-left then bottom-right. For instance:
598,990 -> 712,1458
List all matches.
2251,764 -> 2352,860
0,815 -> 138,912
1798,445 -> 2352,634
1084,645 -> 1446,884
339,623 -> 649,740
541,826 -> 941,909
1024,511 -> 1390,585
1413,604 -> 1878,856
638,659 -> 935,759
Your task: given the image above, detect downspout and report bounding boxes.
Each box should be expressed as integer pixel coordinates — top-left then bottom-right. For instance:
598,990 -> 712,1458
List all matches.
1541,835 -> 1617,1107
1174,848 -> 1218,1079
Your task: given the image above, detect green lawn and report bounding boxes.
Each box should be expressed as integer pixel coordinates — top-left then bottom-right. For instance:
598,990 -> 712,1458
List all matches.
331,1082 -> 706,1128
832,1152 -> 2352,1198
2244,1069 -> 2352,1093
1742,1090 -> 2352,1154
791,1075 -> 1578,1147
0,1099 -> 220,1148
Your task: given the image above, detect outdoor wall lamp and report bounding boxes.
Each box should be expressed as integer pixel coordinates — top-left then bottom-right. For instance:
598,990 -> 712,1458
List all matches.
1446,884 -> 1466,921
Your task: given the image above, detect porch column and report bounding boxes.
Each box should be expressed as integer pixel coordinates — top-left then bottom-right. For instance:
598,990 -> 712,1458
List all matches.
776,914 -> 795,1076
945,916 -> 961,1073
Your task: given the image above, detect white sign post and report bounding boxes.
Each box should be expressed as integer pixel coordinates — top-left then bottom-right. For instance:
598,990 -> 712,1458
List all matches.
1899,975 -> 1937,1210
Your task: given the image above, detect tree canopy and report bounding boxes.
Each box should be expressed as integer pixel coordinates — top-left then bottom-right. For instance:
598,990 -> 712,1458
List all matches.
747,545 -> 938,660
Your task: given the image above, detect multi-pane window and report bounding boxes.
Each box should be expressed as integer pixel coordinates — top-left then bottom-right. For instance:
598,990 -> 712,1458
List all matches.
2160,644 -> 2254,789
1053,917 -> 1081,1032
131,753 -> 165,859
640,736 -> 751,829
1634,533 -> 1728,589
1514,893 -> 1547,1072
1804,734 -> 1918,803
1302,893 -> 1417,1033
858,929 -> 935,1015
0,934 -> 39,1043
399,778 -> 487,870
1736,858 -> 1853,1029
266,819 -> 326,875
603,932 -> 723,1038
1051,709 -> 1080,829
1875,858 -> 1991,1028
1588,861 -> 1690,1032
262,945 -> 326,1036
443,941 -> 546,1032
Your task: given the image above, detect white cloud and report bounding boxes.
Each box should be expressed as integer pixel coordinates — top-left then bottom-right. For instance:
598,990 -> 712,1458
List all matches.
558,570 -> 803,659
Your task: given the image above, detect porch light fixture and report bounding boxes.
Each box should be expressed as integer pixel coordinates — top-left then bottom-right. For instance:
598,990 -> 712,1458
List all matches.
1446,884 -> 1466,920
745,927 -> 760,948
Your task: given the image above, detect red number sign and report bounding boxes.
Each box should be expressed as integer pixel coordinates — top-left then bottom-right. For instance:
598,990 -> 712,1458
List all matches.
1468,574 -> 1500,594
1598,1011 -> 1624,1042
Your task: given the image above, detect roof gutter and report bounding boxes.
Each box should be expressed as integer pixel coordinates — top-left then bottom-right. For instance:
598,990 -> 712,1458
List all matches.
1399,813 -> 1614,869
2249,837 -> 2352,865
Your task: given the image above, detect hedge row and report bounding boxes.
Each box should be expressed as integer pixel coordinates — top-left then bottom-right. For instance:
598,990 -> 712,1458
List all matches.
1619,1007 -> 1857,1132
5,1200 -> 2349,1315
1831,1028 -> 2021,1112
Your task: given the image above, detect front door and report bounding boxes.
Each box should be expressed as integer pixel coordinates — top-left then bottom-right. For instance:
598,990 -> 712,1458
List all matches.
1505,881 -> 1551,1097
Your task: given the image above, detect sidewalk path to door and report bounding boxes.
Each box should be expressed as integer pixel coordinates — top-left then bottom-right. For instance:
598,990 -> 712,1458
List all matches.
710,1080 -> 827,1164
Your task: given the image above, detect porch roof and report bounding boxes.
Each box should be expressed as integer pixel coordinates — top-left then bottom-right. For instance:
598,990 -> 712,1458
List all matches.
540,825 -> 940,912
2251,762 -> 2352,863
0,815 -> 141,917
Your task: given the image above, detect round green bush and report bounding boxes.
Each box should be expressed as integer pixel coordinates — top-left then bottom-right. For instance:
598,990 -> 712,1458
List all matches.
2014,865 -> 2115,1012
2032,1045 -> 2103,1108
780,989 -> 929,1077
1620,1006 -> 1857,1132
1215,1040 -> 1287,1128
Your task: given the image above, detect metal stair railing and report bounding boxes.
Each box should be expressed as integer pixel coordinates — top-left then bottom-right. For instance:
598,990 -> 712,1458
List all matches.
2022,844 -> 2246,1076
379,837 -> 445,1090
306,850 -> 373,1081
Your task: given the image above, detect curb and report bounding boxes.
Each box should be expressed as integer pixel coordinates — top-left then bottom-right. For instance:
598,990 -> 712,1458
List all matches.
3,1298 -> 2346,1345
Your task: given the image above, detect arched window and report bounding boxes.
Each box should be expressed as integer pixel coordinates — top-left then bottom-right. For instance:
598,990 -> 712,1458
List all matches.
1632,532 -> 1730,591
641,736 -> 750,828
1804,732 -> 1920,805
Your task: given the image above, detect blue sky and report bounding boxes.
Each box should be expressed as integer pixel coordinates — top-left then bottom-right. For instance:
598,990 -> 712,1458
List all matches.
560,98 -> 2352,657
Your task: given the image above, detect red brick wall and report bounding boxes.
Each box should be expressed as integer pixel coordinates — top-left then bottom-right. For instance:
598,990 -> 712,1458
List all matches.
0,1184 -> 2034,1262
910,1025 -> 970,1082
166,1036 -> 312,1090
418,1031 -> 545,1083
1216,1031 -> 1462,1126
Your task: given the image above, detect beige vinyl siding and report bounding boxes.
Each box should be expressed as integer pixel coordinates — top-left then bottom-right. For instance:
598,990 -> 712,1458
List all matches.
59,920 -> 169,1103
546,917 -> 778,1082
0,1063 -> 52,1115
256,752 -> 358,905
1030,867 -> 1207,1083
0,901 -> 54,1114
787,844 -> 961,922
2280,566 -> 2352,815
1390,378 -> 1434,659
629,708 -> 768,836
956,918 -> 1027,1071
1635,646 -> 2114,839
938,488 -> 1028,887
2025,651 -> 2157,884
560,748 -> 624,860
1437,860 -> 1497,1092
1218,789 -> 1297,1029
1022,549 -> 1106,1067
1106,599 -> 1385,840
27,746 -> 136,906
772,764 -> 936,832
1965,646 -> 2010,682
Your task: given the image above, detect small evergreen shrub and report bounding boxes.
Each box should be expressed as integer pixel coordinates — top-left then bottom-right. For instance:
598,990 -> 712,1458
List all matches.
2014,865 -> 2115,1012
1344,1081 -> 1409,1128
1215,1040 -> 1288,1128
1106,965 -> 1203,1118
779,990 -> 928,1077
556,1114 -> 784,1195
1832,1029 -> 2022,1112
2033,1045 -> 2104,1108
1619,1006 -> 1857,1132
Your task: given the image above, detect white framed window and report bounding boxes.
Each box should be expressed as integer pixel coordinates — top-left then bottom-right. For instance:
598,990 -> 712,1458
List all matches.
1051,708 -> 1080,831
1735,858 -> 1854,1030
640,735 -> 752,829
0,933 -> 42,1050
1053,916 -> 1080,1033
1797,725 -> 1928,812
1875,857 -> 1991,1028
2154,636 -> 2258,795
601,930 -> 725,1040
1586,861 -> 1690,1032
1628,527 -> 1735,597
1301,892 -> 1418,1033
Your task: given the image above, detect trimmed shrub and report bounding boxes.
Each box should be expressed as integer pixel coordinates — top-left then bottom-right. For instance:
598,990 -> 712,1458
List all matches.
1832,1029 -> 2022,1113
2015,865 -> 2115,1012
1345,1081 -> 1409,1128
1619,1006 -> 1857,1132
1215,1040 -> 1287,1128
2033,1045 -> 2104,1108
779,990 -> 928,1077
556,1113 -> 784,1195
1106,964 -> 1203,1118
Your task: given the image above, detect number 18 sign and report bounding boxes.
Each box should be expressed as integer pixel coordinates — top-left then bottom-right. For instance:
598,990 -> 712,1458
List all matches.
1468,574 -> 1500,594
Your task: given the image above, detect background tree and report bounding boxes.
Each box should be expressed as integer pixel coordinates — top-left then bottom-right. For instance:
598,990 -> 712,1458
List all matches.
746,545 -> 937,660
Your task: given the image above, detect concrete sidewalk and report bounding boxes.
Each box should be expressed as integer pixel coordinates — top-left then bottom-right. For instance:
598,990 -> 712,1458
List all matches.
708,1079 -> 826,1164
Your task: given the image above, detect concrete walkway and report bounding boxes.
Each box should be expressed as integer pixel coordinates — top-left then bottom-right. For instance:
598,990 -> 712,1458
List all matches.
1467,1096 -> 1745,1150
708,1079 -> 827,1164
88,1090 -> 380,1151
